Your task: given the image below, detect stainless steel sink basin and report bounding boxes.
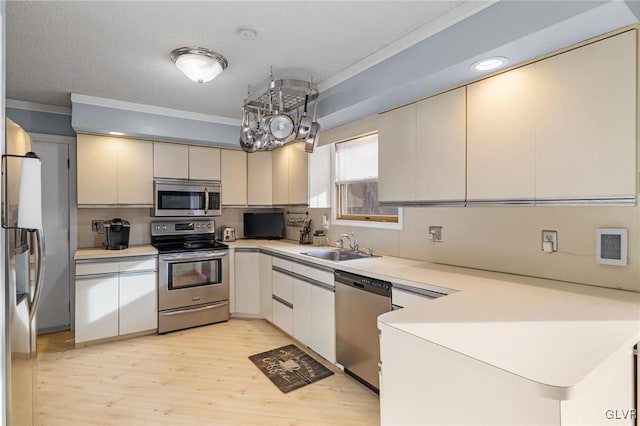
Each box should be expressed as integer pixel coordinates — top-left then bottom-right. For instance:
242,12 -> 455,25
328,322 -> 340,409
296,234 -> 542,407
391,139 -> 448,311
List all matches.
302,250 -> 380,261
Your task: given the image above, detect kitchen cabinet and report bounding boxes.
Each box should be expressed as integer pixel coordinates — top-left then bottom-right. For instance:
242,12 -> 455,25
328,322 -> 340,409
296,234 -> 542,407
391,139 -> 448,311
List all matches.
310,283 -> 336,363
271,257 -> 294,334
272,143 -> 308,205
248,151 -> 273,205
153,142 -> 189,179
415,87 -> 466,202
189,145 -> 221,181
378,87 -> 466,204
259,253 -> 273,321
378,104 -> 416,203
534,30 -> 636,201
77,134 -> 153,206
467,64 -> 537,202
467,29 -> 637,204
308,143 -> 331,208
75,255 -> 157,344
221,149 -> 247,206
233,249 -> 260,316
292,277 -> 313,347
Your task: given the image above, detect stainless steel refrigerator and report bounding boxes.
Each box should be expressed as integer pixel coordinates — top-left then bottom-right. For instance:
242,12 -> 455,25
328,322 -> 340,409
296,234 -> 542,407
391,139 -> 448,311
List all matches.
2,118 -> 46,426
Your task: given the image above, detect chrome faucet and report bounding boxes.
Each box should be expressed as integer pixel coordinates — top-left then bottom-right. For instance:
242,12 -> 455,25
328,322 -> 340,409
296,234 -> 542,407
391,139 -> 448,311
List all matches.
336,233 -> 359,252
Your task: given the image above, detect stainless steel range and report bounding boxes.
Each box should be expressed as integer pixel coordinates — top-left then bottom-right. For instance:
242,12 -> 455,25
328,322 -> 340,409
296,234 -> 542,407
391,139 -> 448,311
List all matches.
151,219 -> 229,333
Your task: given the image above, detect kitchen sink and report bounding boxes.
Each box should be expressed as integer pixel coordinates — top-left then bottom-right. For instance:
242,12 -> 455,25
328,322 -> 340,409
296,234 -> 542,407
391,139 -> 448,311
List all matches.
302,249 -> 380,261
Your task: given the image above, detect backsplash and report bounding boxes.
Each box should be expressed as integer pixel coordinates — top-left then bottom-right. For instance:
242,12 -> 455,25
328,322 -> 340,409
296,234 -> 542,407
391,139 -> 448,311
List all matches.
306,205 -> 640,293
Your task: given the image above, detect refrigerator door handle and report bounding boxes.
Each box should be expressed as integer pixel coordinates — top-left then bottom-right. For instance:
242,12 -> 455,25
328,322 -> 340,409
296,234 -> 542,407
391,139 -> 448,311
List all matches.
29,228 -> 46,321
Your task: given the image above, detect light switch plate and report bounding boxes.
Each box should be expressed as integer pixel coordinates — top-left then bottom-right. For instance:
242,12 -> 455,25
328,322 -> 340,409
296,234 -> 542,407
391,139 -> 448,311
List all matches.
428,226 -> 443,242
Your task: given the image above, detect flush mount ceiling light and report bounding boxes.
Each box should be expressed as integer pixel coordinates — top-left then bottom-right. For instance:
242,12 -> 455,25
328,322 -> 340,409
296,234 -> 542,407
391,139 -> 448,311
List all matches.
170,47 -> 228,83
107,131 -> 125,136
471,56 -> 509,72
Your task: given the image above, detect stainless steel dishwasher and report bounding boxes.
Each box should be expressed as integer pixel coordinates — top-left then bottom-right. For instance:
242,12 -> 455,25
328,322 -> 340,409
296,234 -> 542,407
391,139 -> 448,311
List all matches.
335,270 -> 392,392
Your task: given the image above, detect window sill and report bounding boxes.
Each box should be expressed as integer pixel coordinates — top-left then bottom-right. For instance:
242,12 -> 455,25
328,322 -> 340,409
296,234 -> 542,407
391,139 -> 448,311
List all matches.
331,211 -> 403,230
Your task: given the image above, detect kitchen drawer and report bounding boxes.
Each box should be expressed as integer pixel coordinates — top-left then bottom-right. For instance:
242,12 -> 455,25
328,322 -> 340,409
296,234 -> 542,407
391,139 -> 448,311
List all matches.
119,257 -> 157,272
272,297 -> 293,335
76,261 -> 119,276
292,263 -> 333,287
392,287 -> 444,309
272,257 -> 293,271
272,269 -> 293,303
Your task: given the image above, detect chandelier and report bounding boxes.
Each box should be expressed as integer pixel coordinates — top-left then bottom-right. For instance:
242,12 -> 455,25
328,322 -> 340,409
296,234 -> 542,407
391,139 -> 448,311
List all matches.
240,76 -> 320,153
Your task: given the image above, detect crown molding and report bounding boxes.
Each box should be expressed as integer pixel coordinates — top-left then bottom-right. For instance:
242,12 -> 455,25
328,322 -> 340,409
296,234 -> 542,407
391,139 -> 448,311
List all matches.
70,93 -> 241,126
6,99 -> 72,115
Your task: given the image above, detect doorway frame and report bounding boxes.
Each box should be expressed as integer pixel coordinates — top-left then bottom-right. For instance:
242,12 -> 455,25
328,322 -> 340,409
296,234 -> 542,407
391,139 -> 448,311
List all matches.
29,132 -> 77,331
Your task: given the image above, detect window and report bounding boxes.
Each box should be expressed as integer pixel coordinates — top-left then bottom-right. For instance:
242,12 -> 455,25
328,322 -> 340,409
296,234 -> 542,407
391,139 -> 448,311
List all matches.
335,133 -> 398,223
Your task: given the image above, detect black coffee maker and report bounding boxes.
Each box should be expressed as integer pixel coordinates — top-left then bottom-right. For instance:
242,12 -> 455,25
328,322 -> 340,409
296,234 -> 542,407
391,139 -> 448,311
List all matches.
104,218 -> 130,250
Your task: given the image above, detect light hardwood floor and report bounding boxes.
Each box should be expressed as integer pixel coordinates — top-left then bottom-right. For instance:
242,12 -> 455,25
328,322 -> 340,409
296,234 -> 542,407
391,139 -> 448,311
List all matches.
37,319 -> 380,425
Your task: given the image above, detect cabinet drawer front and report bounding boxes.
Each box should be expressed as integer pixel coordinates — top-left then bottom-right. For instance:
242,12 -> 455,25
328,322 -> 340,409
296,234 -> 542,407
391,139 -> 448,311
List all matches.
119,257 -> 157,272
292,263 -> 333,287
272,270 -> 293,303
272,298 -> 293,335
76,262 -> 119,276
272,257 -> 293,271
392,288 -> 436,309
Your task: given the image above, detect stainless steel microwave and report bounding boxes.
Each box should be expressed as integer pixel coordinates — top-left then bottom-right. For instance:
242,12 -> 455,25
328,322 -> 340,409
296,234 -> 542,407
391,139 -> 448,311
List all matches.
154,179 -> 221,217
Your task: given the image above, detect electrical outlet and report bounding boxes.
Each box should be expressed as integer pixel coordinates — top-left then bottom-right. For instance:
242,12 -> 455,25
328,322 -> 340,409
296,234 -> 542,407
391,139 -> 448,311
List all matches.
92,220 -> 105,234
541,230 -> 558,253
428,226 -> 443,242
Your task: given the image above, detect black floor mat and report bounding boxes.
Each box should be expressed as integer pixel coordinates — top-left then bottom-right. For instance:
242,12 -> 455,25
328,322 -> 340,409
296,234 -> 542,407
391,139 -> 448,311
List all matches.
249,344 -> 334,393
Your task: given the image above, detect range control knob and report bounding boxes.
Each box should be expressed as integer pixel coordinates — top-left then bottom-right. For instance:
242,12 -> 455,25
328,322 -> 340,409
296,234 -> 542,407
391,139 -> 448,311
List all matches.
162,225 -> 167,230
207,224 -> 212,228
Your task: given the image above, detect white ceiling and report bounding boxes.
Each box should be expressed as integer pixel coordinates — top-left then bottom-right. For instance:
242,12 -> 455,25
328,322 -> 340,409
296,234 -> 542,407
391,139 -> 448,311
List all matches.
5,1 -> 491,120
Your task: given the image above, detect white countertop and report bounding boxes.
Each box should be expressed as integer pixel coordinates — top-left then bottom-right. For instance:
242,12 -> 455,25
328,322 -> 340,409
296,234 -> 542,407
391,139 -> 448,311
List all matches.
228,239 -> 640,400
74,245 -> 158,260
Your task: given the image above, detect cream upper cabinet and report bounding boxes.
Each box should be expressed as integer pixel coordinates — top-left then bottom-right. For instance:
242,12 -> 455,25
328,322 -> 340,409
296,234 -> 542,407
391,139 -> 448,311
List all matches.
415,87 -> 466,202
467,64 -> 537,202
189,146 -> 221,181
288,143 -> 309,205
534,30 -> 637,200
117,139 -> 153,205
271,144 -> 307,205
153,142 -> 189,179
220,149 -> 247,206
248,151 -> 273,205
308,143 -> 331,208
77,134 -> 118,205
272,147 -> 289,205
378,103 -> 416,203
77,134 -> 153,206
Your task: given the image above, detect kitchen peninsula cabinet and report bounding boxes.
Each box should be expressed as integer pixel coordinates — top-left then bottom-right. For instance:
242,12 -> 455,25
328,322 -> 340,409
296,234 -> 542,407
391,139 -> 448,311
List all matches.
221,149 -> 247,206
272,143 -> 308,205
248,151 -> 273,205
378,87 -> 466,204
77,134 -> 153,206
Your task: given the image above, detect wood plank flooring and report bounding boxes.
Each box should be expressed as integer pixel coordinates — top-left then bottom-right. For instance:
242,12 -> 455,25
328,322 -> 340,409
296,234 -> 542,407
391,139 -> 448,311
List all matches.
36,319 -> 380,425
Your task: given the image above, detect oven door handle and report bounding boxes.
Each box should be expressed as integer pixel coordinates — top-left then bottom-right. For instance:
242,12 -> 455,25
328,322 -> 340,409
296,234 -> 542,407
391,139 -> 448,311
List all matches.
161,301 -> 228,316
204,187 -> 209,215
160,251 -> 228,262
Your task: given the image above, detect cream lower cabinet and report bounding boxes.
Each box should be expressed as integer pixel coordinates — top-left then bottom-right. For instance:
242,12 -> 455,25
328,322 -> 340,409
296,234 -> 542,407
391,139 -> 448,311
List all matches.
259,253 -> 273,321
77,134 -> 153,206
221,149 -> 247,206
379,322 -> 635,426
233,249 -> 260,316
248,151 -> 273,205
378,87 -> 466,204
75,256 -> 157,344
271,257 -> 294,334
272,143 -> 308,205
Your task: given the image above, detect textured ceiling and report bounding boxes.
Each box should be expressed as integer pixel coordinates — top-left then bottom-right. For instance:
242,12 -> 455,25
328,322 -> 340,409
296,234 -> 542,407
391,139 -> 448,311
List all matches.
6,1 -> 488,119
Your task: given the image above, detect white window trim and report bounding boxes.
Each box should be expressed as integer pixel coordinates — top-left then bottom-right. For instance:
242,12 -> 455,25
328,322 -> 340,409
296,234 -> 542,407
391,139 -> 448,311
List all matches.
329,142 -> 403,230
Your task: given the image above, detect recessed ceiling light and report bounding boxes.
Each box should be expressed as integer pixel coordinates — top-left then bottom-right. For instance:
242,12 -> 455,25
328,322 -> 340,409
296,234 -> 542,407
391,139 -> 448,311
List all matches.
108,131 -> 125,136
471,56 -> 509,72
237,27 -> 257,41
